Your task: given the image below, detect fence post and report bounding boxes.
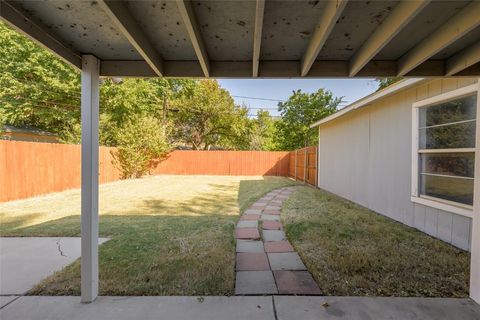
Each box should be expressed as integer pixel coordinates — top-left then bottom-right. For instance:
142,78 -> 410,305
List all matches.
294,150 -> 298,181
303,147 -> 307,184
315,146 -> 318,187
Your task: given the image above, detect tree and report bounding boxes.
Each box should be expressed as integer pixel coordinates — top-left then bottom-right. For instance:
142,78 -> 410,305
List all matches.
171,80 -> 250,150
113,116 -> 170,179
99,78 -> 194,146
375,77 -> 403,91
276,89 -> 342,150
0,21 -> 81,143
248,110 -> 279,151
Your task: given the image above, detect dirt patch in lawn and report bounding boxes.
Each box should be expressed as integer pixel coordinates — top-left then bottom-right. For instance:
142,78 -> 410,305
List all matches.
282,186 -> 470,297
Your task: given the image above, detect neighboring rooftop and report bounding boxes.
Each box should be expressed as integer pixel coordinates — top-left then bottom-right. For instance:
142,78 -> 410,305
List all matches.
2,125 -> 57,137
1,125 -> 59,143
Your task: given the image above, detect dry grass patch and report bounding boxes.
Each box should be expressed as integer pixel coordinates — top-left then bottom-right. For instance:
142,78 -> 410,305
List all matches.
0,175 -> 297,295
282,186 -> 470,297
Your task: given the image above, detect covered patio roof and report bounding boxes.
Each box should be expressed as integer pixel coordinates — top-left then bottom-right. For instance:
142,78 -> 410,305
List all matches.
1,0 -> 480,78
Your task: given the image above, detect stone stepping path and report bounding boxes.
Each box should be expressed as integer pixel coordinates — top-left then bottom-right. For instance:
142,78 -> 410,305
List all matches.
234,187 -> 321,295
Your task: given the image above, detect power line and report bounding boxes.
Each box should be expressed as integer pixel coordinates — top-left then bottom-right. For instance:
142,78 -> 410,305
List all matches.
232,95 -> 285,102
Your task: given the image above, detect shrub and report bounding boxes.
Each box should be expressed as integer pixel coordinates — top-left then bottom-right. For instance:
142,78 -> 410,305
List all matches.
113,116 -> 170,179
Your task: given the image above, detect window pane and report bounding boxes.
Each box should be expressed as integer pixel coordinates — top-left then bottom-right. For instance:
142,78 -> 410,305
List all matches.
419,121 -> 475,149
419,95 -> 477,127
420,153 -> 474,178
419,174 -> 473,205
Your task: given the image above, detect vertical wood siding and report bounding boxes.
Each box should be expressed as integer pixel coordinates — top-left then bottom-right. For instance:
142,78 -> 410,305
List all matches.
288,146 -> 317,186
0,140 -> 120,202
153,150 -> 290,176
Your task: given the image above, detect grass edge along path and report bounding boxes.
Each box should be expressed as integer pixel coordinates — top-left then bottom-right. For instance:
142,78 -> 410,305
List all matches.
281,186 -> 470,298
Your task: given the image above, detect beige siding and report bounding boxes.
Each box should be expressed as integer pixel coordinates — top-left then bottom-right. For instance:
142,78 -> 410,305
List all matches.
319,78 -> 478,251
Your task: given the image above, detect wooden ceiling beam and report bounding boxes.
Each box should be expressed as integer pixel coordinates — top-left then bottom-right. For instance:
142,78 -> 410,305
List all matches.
252,0 -> 265,77
349,0 -> 429,77
397,1 -> 480,76
98,0 -> 163,76
300,0 -> 348,77
446,41 -> 480,76
0,0 -> 81,69
176,0 -> 210,77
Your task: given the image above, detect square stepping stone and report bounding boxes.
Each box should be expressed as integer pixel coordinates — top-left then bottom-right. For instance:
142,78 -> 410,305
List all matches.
244,208 -> 262,215
237,220 -> 258,228
240,214 -> 260,221
262,220 -> 282,230
268,252 -> 306,270
236,240 -> 264,253
235,228 -> 260,240
273,270 -> 321,294
264,240 -> 294,253
261,214 -> 280,221
266,205 -> 281,211
235,271 -> 278,295
236,252 -> 270,271
263,209 -> 280,215
263,230 -> 286,242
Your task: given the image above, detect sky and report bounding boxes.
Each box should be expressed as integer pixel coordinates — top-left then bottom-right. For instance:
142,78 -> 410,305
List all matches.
217,79 -> 379,117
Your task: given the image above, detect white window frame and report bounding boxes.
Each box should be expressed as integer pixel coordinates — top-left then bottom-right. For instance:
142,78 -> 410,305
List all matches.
411,84 -> 479,218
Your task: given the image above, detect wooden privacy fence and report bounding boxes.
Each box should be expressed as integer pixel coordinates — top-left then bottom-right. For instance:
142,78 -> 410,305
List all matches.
0,140 -> 121,202
0,140 -> 290,202
288,146 -> 318,186
153,150 -> 289,176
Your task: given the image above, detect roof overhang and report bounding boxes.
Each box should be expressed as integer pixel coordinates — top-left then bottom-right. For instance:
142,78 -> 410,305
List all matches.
1,0 -> 479,79
310,78 -> 427,127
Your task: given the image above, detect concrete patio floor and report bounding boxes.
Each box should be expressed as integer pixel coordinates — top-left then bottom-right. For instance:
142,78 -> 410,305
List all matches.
1,296 -> 480,320
0,237 -> 108,295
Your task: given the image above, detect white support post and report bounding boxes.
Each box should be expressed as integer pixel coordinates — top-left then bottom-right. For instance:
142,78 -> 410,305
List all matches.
471,79 -> 480,304
81,55 -> 100,303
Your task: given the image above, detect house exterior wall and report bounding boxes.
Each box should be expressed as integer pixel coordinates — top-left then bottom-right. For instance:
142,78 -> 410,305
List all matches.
318,78 -> 478,251
1,132 -> 59,143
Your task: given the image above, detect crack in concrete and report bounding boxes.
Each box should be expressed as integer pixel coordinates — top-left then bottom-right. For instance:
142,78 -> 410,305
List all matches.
0,296 -> 21,310
55,238 -> 67,257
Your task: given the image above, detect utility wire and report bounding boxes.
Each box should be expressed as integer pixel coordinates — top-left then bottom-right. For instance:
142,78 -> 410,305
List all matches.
232,95 -> 285,102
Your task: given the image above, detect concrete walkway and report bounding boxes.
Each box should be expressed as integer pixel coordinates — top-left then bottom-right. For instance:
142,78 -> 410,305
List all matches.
235,187 -> 320,295
0,237 -> 108,295
1,296 -> 479,320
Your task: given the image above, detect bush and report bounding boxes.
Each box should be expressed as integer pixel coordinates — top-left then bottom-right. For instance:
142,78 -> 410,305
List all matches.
113,116 -> 170,179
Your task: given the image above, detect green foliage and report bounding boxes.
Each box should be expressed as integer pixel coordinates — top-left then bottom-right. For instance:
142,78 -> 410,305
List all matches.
99,78 -> 194,146
172,80 -> 250,150
1,20 -> 346,159
113,116 -> 170,179
248,110 -> 279,151
276,89 -> 342,150
375,77 -> 403,91
0,22 -> 81,143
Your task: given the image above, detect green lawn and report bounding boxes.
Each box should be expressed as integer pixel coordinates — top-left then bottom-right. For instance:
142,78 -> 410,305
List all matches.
282,186 -> 470,297
1,177 -> 470,297
0,175 -> 297,296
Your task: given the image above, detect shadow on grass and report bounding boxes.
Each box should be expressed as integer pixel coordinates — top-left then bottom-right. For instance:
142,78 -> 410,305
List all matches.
2,176 -> 297,296
25,214 -> 237,296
